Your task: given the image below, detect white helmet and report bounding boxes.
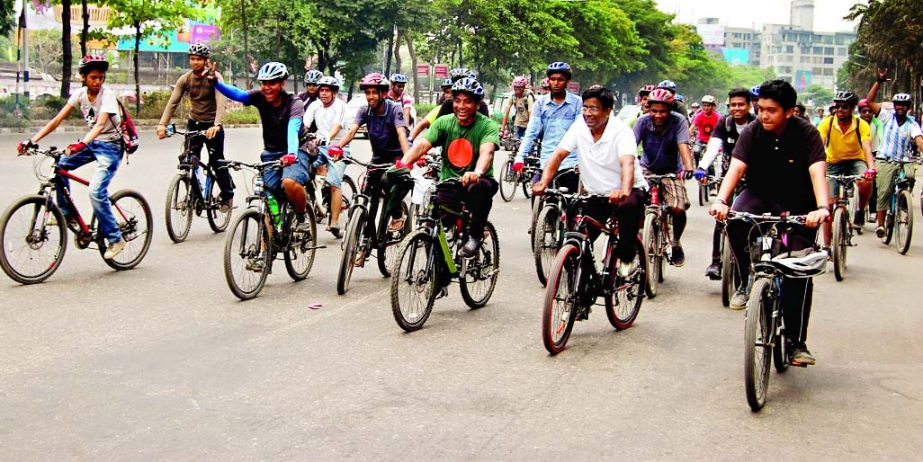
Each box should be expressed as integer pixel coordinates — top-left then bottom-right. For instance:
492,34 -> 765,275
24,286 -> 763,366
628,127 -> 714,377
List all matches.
770,249 -> 828,278
701,95 -> 716,104
256,62 -> 288,81
317,76 -> 339,90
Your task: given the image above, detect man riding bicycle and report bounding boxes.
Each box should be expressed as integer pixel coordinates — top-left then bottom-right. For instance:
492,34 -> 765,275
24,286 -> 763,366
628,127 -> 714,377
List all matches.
657,80 -> 687,120
304,76 -> 349,237
388,73 -> 415,129
408,68 -> 489,141
18,55 -> 129,260
390,77 -> 500,258
690,95 -> 721,167
499,76 -> 534,142
634,88 -> 695,266
298,69 -> 324,106
533,85 -> 648,277
156,43 -> 234,212
710,79 -> 829,366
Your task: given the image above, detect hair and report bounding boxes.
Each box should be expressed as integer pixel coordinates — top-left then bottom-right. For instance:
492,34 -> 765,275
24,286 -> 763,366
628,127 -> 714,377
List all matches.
727,87 -> 750,103
582,85 -> 614,110
758,80 -> 797,110
795,103 -> 806,113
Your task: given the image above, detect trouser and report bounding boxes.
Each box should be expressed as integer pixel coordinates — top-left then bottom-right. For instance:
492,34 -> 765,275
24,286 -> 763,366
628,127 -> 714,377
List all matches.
368,168 -> 411,238
436,177 -> 499,238
728,191 -> 816,345
514,125 -> 527,140
876,161 -> 916,211
581,189 -> 647,261
187,120 -> 234,200
55,140 -> 124,243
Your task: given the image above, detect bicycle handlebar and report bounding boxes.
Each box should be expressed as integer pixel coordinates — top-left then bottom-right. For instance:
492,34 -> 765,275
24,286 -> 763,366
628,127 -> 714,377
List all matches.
826,174 -> 864,182
217,159 -> 282,172
726,211 -> 808,225
18,146 -> 63,158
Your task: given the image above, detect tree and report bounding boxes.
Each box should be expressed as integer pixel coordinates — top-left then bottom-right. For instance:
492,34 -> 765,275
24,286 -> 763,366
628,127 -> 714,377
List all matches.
0,0 -> 15,37
60,0 -> 72,97
800,84 -> 835,108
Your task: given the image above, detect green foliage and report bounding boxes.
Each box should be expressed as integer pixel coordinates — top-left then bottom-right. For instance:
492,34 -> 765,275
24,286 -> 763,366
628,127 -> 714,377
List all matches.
221,106 -> 260,125
414,103 -> 436,118
0,0 -> 14,37
800,84 -> 835,108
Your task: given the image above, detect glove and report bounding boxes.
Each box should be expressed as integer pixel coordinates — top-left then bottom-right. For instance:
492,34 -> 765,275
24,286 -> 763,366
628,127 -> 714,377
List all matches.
511,162 -> 524,172
327,145 -> 344,160
415,157 -> 428,167
394,159 -> 414,170
17,140 -> 35,155
681,169 -> 694,180
66,141 -> 87,155
693,168 -> 707,181
280,153 -> 297,167
864,168 -> 877,179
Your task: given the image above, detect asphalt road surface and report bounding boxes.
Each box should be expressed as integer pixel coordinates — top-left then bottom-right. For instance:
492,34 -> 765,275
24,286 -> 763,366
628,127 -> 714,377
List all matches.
0,128 -> 921,460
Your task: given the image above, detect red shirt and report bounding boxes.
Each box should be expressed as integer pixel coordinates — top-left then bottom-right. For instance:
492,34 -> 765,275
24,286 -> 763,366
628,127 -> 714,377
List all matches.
692,110 -> 721,143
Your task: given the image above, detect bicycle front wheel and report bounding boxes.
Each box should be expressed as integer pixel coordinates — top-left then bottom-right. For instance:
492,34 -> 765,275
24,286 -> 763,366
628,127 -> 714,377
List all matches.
100,190 -> 153,270
744,278 -> 773,412
832,206 -> 848,281
207,178 -> 232,233
284,207 -> 317,281
223,209 -> 271,300
336,207 -> 366,295
460,221 -> 500,309
164,175 -> 193,243
391,230 -> 438,332
720,235 -> 735,307
377,201 -> 411,277
895,190 -> 913,255
605,237 -> 645,330
533,204 -> 562,287
542,242 -> 581,354
698,182 -> 707,206
0,195 -> 67,284
498,158 -> 517,202
642,212 -> 661,298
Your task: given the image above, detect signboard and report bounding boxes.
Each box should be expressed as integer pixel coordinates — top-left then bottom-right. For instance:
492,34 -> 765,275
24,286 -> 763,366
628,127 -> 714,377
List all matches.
696,24 -> 725,47
568,81 -> 581,93
416,64 -> 430,77
117,21 -> 220,53
434,64 -> 448,79
794,70 -> 813,92
721,48 -> 750,65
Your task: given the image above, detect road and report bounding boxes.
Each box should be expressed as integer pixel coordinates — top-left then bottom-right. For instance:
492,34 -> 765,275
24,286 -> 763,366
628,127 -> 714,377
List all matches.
0,128 -> 921,460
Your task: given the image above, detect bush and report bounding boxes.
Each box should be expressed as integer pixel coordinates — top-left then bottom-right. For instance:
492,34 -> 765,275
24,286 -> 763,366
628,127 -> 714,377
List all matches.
222,106 -> 260,125
415,103 -> 437,118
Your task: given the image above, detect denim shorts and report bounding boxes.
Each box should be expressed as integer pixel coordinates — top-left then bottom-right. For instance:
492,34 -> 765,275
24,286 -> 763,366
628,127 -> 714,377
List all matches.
260,149 -> 310,194
316,145 -> 348,188
826,159 -> 866,198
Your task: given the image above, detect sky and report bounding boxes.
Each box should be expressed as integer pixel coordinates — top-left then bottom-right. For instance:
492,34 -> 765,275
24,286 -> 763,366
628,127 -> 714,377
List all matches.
655,0 -> 861,32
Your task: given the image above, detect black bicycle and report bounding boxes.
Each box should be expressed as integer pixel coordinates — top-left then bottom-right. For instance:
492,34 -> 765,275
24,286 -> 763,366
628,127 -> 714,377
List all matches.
0,145 -> 153,284
827,174 -> 863,281
307,154 -> 357,237
531,171 -> 578,286
163,126 -> 232,242
879,158 -> 920,254
498,145 -> 540,202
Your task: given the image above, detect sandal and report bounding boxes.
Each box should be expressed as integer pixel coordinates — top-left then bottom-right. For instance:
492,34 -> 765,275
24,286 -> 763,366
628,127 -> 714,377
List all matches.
388,217 -> 406,232
354,250 -> 366,267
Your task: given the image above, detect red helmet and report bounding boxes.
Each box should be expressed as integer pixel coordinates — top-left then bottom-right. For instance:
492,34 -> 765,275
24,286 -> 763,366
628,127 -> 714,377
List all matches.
647,88 -> 674,106
542,77 -> 550,88
858,98 -> 870,108
512,76 -> 528,88
78,54 -> 109,74
359,72 -> 390,91
638,84 -> 656,96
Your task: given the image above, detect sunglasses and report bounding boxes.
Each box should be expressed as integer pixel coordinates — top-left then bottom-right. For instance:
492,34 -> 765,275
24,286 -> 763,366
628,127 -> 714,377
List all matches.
834,104 -> 852,110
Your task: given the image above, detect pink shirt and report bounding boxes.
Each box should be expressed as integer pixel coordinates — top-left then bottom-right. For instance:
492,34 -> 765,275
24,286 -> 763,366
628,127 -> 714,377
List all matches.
387,90 -> 414,108
692,110 -> 721,143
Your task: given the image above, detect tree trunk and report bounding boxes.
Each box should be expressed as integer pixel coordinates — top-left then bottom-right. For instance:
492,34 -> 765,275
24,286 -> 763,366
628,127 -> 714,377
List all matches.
384,26 -> 394,76
406,31 -> 420,102
60,0 -> 72,98
347,80 -> 355,102
241,0 -> 250,89
393,28 -> 402,75
134,21 -> 141,116
80,0 -> 88,57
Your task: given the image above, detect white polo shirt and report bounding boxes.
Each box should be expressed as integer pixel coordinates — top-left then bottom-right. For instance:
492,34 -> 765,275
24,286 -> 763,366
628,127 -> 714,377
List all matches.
557,115 -> 648,194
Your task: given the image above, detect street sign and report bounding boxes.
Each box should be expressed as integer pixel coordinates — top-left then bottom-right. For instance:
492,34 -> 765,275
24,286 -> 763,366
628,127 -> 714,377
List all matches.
416,64 -> 430,77
568,82 -> 581,93
434,64 -> 448,78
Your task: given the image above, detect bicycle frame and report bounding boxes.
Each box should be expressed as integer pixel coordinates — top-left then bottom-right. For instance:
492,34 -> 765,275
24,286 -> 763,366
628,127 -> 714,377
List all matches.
559,194 -> 619,307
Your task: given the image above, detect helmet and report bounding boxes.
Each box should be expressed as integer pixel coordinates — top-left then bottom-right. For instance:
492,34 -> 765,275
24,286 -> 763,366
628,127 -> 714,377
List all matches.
750,85 -> 761,97
657,80 -> 677,93
638,84 -> 656,96
256,62 -> 288,81
858,98 -> 870,108
691,102 -> 701,108
359,72 -> 390,90
451,77 -> 485,100
833,90 -> 858,106
78,54 -> 109,74
542,78 -> 550,88
675,94 -> 685,103
303,69 -> 324,85
770,249 -> 828,278
440,78 -> 453,89
390,73 -> 408,84
512,76 -> 528,88
450,67 -> 475,82
892,93 -> 912,104
701,95 -> 716,104
317,76 -> 339,90
546,61 -> 572,79
188,43 -> 210,58
647,88 -> 674,106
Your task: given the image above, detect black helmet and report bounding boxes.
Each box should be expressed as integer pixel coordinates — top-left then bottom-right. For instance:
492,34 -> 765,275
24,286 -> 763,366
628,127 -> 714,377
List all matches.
188,43 -> 210,58
833,90 -> 859,106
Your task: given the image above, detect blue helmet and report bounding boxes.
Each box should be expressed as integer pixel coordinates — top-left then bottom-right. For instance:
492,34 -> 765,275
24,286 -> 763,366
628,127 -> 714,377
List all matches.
546,61 -> 572,79
657,79 -> 677,93
750,85 -> 761,98
303,69 -> 324,85
390,73 -> 408,84
675,94 -> 685,103
440,78 -> 453,89
450,67 -> 476,82
451,77 -> 485,100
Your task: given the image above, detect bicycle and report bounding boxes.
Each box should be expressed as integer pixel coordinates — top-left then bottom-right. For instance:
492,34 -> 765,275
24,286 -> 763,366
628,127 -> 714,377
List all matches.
307,155 -> 357,236
703,176 -> 743,307
335,157 -> 411,294
220,158 -> 320,300
162,125 -> 233,243
879,158 -> 920,254
498,144 -> 540,202
726,212 -> 827,411
641,174 -> 679,298
0,145 -> 153,284
827,174 -> 863,280
390,178 -> 500,332
541,190 -> 647,354
531,169 -> 578,286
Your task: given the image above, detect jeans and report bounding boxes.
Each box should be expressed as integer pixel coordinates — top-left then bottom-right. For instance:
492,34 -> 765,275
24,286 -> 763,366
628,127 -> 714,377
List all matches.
186,120 -> 234,200
55,140 -> 124,243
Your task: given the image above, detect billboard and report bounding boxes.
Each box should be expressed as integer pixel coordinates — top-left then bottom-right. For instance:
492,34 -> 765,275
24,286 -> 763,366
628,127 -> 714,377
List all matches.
721,48 -> 750,65
794,70 -> 813,92
696,24 -> 725,47
116,21 -> 220,53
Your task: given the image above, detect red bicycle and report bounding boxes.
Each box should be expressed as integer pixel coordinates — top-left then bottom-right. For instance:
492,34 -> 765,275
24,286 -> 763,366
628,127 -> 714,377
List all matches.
0,145 -> 153,284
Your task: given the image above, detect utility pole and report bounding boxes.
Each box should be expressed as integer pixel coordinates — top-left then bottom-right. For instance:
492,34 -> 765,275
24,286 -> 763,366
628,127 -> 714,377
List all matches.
21,0 -> 30,104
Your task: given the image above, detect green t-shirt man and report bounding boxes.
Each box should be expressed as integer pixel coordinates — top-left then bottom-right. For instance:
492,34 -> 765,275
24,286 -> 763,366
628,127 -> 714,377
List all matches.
425,113 -> 500,181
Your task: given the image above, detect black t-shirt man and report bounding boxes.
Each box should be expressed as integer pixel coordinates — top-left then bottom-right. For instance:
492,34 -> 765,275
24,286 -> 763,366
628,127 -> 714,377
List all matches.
712,112 -> 756,172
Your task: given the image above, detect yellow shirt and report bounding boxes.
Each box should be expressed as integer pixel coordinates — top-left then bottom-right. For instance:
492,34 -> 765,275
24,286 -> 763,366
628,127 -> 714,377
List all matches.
817,115 -> 870,163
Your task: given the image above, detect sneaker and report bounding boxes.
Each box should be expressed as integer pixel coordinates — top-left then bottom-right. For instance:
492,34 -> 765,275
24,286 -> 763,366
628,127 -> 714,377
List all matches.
458,236 -> 482,258
245,258 -> 264,273
705,260 -> 721,280
791,347 -> 816,366
618,259 -> 638,278
295,215 -> 311,233
328,224 -> 342,239
875,226 -> 886,238
103,239 -> 127,260
219,198 -> 233,213
730,290 -> 747,310
48,215 -> 79,231
671,244 -> 686,267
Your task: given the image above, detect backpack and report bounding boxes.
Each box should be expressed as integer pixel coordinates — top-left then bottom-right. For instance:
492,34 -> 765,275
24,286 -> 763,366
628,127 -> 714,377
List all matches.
823,115 -> 862,151
110,99 -> 140,154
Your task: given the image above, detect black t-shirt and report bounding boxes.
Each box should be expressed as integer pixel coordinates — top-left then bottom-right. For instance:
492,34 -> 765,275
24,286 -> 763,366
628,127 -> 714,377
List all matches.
247,90 -> 308,153
436,99 -> 490,118
732,117 -> 825,214
713,113 -> 756,170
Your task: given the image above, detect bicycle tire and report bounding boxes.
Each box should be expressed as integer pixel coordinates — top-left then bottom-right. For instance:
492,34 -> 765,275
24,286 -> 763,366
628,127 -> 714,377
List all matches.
377,201 -> 411,277
605,237 -> 646,330
883,209 -> 894,245
542,242 -> 581,354
0,195 -> 67,284
336,207 -> 366,295
164,175 -> 193,243
206,177 -> 232,233
698,183 -> 707,206
99,190 -> 153,271
720,235 -> 734,307
223,209 -> 271,300
642,212 -> 660,298
460,221 -> 500,309
390,230 -> 438,332
532,204 -> 561,287
521,177 -> 533,199
848,190 -> 863,235
832,206 -> 847,281
744,278 -> 773,412
499,158 -> 517,202
896,190 -> 913,255
284,207 -> 317,281
773,327 -> 790,374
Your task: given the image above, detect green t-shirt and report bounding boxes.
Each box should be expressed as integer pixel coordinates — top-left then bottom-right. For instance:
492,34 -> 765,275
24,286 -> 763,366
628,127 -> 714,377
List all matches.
425,113 -> 500,181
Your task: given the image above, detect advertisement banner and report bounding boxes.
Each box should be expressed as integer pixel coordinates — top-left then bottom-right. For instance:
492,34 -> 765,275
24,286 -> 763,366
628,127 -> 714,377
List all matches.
416,64 -> 430,77
434,65 -> 449,78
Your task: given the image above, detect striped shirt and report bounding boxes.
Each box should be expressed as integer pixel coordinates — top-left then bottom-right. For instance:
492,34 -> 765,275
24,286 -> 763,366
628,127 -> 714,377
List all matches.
877,108 -> 922,161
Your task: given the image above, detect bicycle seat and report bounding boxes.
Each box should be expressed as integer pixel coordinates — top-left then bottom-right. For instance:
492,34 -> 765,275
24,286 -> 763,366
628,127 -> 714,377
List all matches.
769,249 -> 827,278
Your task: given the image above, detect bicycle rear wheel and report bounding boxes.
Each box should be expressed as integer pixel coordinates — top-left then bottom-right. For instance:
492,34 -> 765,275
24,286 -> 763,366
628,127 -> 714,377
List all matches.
521,177 -> 533,199
533,204 -> 562,286
542,242 -> 581,354
223,209 -> 271,300
642,212 -> 661,298
460,221 -> 500,308
100,190 -> 153,270
720,235 -> 735,307
605,237 -> 646,330
698,182 -> 707,206
391,230 -> 438,332
499,158 -> 517,202
164,175 -> 193,243
284,207 -> 317,281
0,195 -> 67,284
336,207 -> 366,295
377,201 -> 411,277
832,206 -> 848,281
207,177 -> 232,233
744,278 -> 773,412
895,190 -> 913,255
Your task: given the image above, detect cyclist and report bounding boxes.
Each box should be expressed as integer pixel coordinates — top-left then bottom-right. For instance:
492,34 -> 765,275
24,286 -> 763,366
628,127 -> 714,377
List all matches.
865,68 -> 923,237
750,85 -> 760,115
156,43 -> 234,212
436,77 -> 453,105
696,87 -> 756,280
512,61 -> 581,193
211,62 -> 313,236
408,68 -> 488,141
690,94 -> 721,167
812,107 -> 825,127
689,101 -> 700,119
390,77 -> 500,258
858,99 -> 882,157
17,55 -> 128,259
794,103 -> 808,120
335,72 -> 410,263
298,69 -> 324,105
634,88 -> 695,266
625,84 -> 655,128
710,79 -> 829,365
657,80 -> 687,118
388,73 -> 414,128
817,90 -> 875,241
533,85 -> 648,277
499,76 -> 533,141
304,75 -> 349,237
